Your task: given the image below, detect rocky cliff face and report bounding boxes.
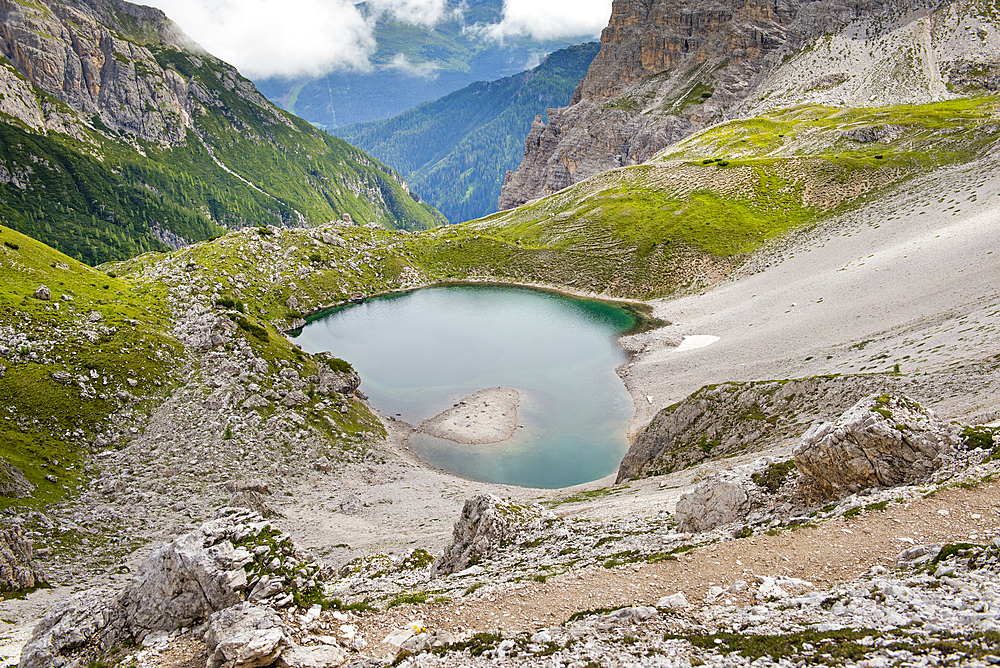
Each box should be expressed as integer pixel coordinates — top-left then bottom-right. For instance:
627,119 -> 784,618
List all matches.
0,0 -> 202,142
499,0 -> 1000,209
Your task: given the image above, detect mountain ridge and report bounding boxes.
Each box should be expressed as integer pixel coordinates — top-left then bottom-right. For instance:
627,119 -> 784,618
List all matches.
337,42 -> 600,223
498,0 -> 1000,209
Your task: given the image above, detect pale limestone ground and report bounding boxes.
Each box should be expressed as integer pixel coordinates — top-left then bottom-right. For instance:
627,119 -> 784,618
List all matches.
355,481 -> 1000,660
620,158 -> 1000,437
418,388 -> 520,445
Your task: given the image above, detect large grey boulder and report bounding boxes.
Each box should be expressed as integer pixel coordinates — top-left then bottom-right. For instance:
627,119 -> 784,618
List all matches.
205,603 -> 288,668
18,591 -> 127,668
0,526 -> 46,592
19,508 -> 297,668
674,458 -> 798,533
117,511 -> 254,636
793,394 -> 959,503
432,495 -> 553,577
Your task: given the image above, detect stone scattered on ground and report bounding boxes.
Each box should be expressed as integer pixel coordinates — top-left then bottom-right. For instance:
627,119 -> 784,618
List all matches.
418,388 -> 520,445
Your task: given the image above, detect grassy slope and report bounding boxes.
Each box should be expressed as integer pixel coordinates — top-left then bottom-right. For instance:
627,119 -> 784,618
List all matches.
380,97 -> 1000,299
0,225 -> 181,508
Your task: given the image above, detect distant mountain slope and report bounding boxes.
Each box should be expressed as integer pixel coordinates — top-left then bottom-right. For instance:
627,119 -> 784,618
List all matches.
0,0 -> 443,265
256,0 -> 583,128
337,43 -> 600,224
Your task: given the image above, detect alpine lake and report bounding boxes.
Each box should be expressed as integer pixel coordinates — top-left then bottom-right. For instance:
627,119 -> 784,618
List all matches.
290,284 -> 642,488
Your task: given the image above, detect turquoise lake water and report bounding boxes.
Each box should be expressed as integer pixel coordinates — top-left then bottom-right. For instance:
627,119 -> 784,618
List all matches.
290,285 -> 635,488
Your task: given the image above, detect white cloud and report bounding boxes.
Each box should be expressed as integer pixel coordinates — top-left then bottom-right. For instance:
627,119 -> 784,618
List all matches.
144,0 -> 613,79
146,0 -> 375,78
385,53 -> 440,79
365,0 -> 452,27
468,0 -> 613,41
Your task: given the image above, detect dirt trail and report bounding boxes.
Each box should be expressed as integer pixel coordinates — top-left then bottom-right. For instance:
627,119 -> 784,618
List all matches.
357,481 -> 1000,658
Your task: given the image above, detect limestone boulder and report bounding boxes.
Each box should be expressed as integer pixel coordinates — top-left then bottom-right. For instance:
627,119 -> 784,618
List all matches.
0,526 -> 46,591
432,495 -> 554,577
19,592 -> 127,668
793,394 -> 959,503
205,603 -> 288,668
19,509 -> 283,666
118,510 -> 256,637
674,458 -> 797,533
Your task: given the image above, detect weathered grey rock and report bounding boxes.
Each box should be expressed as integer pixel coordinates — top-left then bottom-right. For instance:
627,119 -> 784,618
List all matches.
432,495 -> 551,577
617,375 -> 909,483
118,511 -> 255,637
314,354 -> 361,396
228,491 -> 280,519
281,390 -> 309,407
276,644 -> 347,668
793,394 -> 959,503
400,629 -> 457,654
897,544 -> 943,568
0,460 -> 34,498
205,603 -> 287,668
20,508 -> 270,666
0,526 -> 44,591
674,458 -> 797,533
19,591 -> 127,668
32,286 -> 50,300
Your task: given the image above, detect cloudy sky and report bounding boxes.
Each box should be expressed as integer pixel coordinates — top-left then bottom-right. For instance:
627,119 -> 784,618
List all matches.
145,0 -> 614,79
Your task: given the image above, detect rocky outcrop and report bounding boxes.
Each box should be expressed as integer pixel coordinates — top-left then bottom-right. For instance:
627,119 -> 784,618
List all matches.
19,508 -> 322,668
0,460 -> 33,498
499,0 -> 1000,209
432,495 -> 554,578
314,353 -> 361,396
0,0 -> 194,142
617,375 -> 912,483
205,603 -> 289,668
792,394 -> 960,504
0,526 -> 45,591
674,458 -> 799,533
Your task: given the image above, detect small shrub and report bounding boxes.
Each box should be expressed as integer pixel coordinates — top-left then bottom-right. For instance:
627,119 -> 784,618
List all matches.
214,296 -> 245,313
962,426 -> 995,451
309,253 -> 322,264
387,591 -> 430,608
257,226 -> 273,236
3,241 -> 19,250
235,316 -> 269,342
751,460 -> 796,494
